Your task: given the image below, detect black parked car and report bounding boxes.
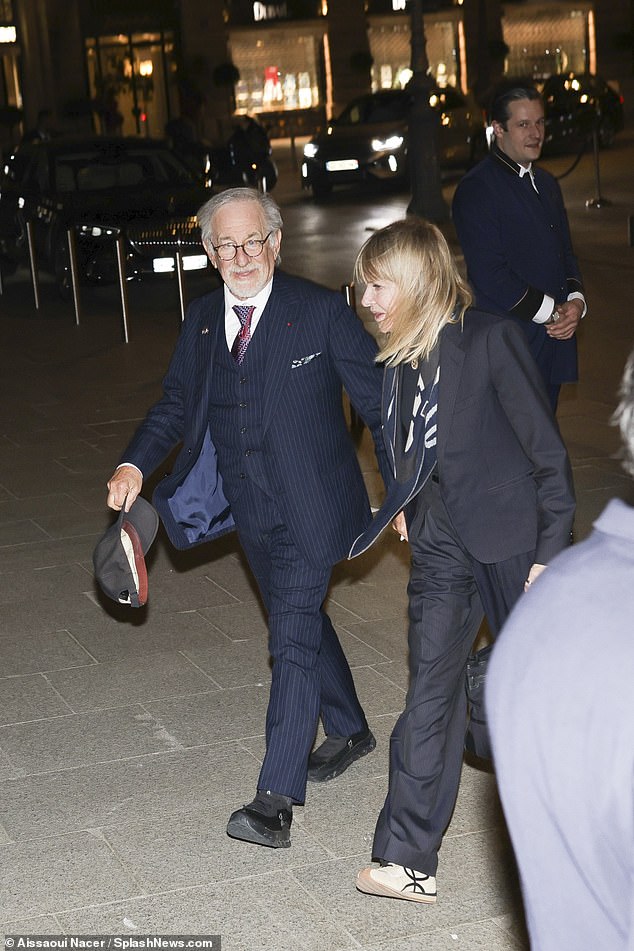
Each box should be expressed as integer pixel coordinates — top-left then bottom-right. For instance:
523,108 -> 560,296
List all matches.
540,73 -> 625,153
300,86 -> 486,199
0,136 -> 213,294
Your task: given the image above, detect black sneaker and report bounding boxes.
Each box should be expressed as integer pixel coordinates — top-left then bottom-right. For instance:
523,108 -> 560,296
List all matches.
226,794 -> 292,849
307,727 -> 376,782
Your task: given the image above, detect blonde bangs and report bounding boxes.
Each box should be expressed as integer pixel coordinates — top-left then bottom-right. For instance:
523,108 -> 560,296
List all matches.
354,218 -> 472,367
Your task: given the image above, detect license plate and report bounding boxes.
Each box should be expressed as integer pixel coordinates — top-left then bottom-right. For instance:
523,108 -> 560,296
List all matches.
153,254 -> 208,273
325,159 -> 359,172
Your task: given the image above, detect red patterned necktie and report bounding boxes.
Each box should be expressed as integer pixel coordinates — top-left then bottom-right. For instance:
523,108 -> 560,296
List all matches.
231,304 -> 255,365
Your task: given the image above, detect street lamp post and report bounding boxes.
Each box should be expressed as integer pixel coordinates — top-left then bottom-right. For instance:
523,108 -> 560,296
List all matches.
406,0 -> 449,221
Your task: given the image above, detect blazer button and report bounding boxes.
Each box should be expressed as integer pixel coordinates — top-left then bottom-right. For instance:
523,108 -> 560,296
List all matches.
240,377 -> 247,384
245,449 -> 252,456
239,401 -> 247,408
240,427 -> 247,434
239,472 -> 246,479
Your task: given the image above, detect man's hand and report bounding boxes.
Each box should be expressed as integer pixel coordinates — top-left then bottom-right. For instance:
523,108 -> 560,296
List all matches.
546,299 -> 583,340
392,510 -> 408,542
524,562 -> 547,593
107,465 -> 143,512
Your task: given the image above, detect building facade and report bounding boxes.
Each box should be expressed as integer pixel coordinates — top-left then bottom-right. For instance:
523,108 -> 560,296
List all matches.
0,0 -> 631,154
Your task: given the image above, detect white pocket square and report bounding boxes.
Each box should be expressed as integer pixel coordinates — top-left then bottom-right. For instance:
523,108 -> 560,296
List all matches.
291,352 -> 322,369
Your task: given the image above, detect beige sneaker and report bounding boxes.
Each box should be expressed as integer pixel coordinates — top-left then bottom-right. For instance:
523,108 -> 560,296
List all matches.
356,862 -> 437,903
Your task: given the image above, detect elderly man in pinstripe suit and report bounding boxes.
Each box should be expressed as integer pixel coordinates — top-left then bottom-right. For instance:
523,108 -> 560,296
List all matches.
106,188 -> 389,849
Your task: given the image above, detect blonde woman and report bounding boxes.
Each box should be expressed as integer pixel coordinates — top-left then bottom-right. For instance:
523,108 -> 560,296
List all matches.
350,218 -> 575,903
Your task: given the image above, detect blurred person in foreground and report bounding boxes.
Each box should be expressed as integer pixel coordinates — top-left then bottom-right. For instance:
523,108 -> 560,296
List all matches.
105,187 -> 389,850
487,348 -> 634,950
349,217 -> 575,904
452,84 -> 586,412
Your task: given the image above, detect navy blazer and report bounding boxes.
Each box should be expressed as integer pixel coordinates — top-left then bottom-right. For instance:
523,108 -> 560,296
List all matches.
452,151 -> 583,384
122,270 -> 389,569
351,310 -> 575,565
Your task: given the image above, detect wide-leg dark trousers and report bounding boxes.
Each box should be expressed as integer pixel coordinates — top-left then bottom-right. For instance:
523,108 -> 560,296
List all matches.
233,483 -> 367,804
372,480 -> 533,875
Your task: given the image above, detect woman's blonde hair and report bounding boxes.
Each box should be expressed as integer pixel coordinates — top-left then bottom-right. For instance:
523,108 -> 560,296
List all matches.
354,217 -> 472,366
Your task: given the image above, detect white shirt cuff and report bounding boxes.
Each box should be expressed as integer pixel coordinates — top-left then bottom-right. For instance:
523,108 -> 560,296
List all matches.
116,462 -> 143,477
533,295 -> 556,324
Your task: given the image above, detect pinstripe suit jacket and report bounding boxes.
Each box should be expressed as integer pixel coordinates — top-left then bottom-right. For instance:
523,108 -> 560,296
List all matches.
121,269 -> 389,569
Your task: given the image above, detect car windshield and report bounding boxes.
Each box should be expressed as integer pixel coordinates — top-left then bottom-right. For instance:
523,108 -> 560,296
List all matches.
53,148 -> 194,193
337,93 -> 411,126
335,87 -> 465,126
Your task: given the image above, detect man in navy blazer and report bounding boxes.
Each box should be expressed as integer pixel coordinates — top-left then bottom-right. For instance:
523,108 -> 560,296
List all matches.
106,188 -> 388,849
452,84 -> 586,411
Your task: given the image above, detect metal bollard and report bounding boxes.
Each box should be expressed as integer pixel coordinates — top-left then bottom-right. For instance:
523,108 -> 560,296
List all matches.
175,239 -> 186,322
26,220 -> 40,310
66,227 -> 82,326
585,117 -> 611,209
115,235 -> 131,343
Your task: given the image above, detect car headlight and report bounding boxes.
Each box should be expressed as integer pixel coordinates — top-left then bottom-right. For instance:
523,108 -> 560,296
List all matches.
371,134 -> 404,152
78,224 -> 121,238
303,142 -> 319,159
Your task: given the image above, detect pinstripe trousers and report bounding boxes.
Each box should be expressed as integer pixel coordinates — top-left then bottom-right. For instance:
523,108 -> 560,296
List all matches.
372,478 -> 533,875
232,481 -> 368,804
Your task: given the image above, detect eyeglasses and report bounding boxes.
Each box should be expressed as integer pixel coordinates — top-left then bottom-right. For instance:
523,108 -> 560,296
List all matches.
212,232 -> 272,261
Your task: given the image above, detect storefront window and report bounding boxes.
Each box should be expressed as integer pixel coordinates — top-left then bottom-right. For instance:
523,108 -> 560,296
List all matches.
229,25 -> 322,117
85,32 -> 178,138
503,4 -> 590,79
368,13 -> 461,91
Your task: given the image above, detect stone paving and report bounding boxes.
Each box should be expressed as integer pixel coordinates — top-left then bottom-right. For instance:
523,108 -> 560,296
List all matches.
0,130 -> 633,950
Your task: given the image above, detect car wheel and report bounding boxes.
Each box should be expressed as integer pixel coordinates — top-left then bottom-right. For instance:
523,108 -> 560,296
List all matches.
53,238 -> 73,301
598,117 -> 616,148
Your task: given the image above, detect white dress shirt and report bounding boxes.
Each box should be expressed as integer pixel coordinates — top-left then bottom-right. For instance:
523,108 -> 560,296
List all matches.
224,280 -> 273,351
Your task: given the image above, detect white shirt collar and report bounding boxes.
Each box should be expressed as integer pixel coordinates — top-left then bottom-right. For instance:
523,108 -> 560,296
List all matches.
518,162 -> 539,192
224,278 -> 273,317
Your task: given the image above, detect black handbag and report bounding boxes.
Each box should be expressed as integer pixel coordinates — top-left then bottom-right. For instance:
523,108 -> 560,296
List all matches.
464,644 -> 493,760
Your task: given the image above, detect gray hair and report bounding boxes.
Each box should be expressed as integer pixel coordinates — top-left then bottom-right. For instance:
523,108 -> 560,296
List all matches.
197,187 -> 283,264
612,348 -> 634,478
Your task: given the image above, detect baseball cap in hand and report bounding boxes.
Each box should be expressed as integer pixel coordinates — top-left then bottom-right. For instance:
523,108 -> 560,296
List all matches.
93,497 -> 159,607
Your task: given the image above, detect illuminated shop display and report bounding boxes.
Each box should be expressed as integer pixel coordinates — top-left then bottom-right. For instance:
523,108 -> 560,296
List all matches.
368,13 -> 462,92
503,3 -> 593,78
229,25 -> 321,116
228,2 -> 594,131
0,0 -> 20,125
